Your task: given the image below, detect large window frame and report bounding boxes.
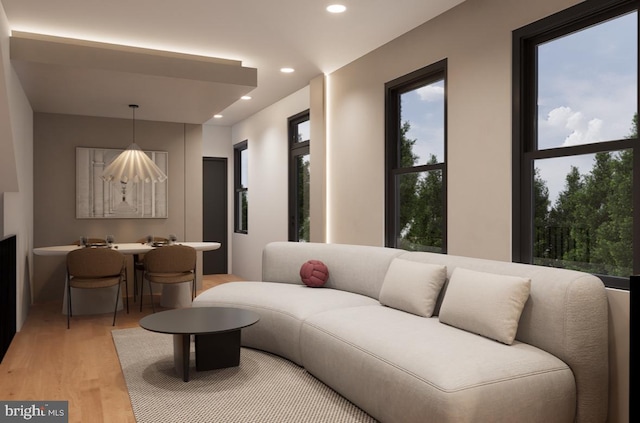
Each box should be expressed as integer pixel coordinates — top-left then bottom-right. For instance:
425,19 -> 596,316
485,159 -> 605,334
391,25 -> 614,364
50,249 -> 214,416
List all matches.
513,0 -> 639,290
288,110 -> 311,242
385,59 -> 448,252
234,140 -> 248,234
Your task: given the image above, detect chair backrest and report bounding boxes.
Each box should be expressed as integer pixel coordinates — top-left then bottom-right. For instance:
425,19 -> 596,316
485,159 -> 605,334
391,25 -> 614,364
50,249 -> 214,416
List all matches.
144,245 -> 196,273
67,248 -> 124,278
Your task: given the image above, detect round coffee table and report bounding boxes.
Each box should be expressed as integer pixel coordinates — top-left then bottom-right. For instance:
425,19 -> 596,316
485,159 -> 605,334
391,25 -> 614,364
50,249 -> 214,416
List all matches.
139,307 -> 260,382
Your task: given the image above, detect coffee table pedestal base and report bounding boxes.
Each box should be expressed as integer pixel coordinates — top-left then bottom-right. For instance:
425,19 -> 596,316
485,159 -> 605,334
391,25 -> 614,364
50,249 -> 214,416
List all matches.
173,334 -> 192,382
172,330 -> 242,382
196,330 -> 241,371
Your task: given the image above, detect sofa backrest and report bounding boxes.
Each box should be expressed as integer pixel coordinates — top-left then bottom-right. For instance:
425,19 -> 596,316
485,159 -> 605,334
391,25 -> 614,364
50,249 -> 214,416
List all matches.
262,241 -> 404,299
262,242 -> 609,423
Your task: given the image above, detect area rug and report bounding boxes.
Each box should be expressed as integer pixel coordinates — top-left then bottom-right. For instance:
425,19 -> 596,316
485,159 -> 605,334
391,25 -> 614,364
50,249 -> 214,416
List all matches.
112,327 -> 377,423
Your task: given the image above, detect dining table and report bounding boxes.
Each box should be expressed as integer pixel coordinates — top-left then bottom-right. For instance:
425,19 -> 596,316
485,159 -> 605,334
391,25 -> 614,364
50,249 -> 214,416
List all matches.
33,241 -> 221,315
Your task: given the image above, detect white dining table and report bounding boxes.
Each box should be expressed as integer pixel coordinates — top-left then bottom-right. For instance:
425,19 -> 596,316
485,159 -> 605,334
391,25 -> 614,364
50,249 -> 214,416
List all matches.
33,242 -> 221,315
33,241 -> 221,256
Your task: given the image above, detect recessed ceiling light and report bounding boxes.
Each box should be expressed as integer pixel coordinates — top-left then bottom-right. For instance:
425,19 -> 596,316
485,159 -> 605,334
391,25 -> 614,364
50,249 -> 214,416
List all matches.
241,95 -> 252,100
213,114 -> 223,119
327,4 -> 347,13
280,67 -> 295,73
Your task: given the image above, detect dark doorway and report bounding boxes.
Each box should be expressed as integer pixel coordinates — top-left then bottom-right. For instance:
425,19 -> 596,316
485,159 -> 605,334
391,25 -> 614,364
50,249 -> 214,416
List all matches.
203,157 -> 228,274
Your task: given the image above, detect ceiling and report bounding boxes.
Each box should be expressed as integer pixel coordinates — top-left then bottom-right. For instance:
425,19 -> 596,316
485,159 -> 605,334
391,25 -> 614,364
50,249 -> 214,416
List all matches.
1,0 -> 465,125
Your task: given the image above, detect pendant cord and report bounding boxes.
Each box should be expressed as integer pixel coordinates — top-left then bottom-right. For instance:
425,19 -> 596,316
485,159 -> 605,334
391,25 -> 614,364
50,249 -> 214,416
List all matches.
130,104 -> 139,144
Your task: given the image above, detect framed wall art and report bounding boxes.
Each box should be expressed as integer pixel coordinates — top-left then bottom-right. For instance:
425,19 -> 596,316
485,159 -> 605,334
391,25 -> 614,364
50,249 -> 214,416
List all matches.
76,147 -> 168,219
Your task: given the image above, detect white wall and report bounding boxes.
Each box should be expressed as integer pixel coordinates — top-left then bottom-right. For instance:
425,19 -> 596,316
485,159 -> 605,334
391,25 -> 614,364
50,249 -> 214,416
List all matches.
607,288 -> 630,423
230,86 -> 310,280
0,1 -> 33,331
309,75 -> 326,243
0,1 -> 19,194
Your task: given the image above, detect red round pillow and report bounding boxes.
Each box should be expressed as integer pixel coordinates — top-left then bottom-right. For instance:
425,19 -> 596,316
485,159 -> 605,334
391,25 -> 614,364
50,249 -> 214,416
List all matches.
300,260 -> 329,288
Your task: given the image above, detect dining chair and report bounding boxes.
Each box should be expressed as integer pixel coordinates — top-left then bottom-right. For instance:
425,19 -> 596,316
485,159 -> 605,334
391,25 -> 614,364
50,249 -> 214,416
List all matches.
141,245 -> 196,312
66,247 -> 127,329
133,236 -> 169,302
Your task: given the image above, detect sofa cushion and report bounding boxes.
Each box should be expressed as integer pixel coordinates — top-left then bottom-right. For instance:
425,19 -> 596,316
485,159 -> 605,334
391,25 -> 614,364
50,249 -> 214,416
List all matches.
439,268 -> 531,345
379,258 -> 446,317
193,281 -> 378,365
300,305 -> 575,423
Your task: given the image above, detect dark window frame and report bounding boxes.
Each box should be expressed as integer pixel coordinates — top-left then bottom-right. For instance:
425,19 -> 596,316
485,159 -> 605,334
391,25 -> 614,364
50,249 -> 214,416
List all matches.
512,0 -> 639,290
233,140 -> 248,234
385,59 -> 448,251
288,110 -> 311,242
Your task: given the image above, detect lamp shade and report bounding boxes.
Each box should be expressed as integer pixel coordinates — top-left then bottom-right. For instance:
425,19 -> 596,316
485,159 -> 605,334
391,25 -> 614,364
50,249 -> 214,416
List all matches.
101,143 -> 167,183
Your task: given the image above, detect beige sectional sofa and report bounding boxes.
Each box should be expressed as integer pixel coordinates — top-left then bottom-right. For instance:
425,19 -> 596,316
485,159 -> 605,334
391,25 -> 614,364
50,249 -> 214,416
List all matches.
192,241 -> 609,423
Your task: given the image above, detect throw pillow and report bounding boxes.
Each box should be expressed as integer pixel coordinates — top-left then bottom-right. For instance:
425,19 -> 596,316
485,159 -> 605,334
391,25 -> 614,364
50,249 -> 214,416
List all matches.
379,258 -> 447,317
300,260 -> 329,287
438,268 -> 531,345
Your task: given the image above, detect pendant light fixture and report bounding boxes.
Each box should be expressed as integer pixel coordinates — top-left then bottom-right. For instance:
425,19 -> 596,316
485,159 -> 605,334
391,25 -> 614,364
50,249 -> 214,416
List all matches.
101,104 -> 168,184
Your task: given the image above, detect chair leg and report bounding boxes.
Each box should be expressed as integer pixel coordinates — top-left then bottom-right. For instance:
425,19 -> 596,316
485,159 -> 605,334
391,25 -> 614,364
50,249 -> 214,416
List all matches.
124,270 -> 129,314
67,282 -> 72,329
138,268 -> 144,301
113,281 -> 122,326
132,254 -> 138,303
133,264 -> 138,303
140,271 -> 145,312
150,279 -> 156,313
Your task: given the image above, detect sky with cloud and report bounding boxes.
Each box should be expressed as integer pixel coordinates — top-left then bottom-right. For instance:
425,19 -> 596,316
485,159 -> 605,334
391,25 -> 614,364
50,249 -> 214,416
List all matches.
400,79 -> 445,166
536,10 -> 637,204
537,11 -> 637,149
399,11 -> 636,205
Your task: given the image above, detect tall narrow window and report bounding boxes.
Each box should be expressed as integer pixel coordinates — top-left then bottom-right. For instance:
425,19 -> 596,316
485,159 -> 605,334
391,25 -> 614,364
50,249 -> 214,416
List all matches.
234,140 -> 248,234
514,0 -> 638,289
386,60 -> 447,252
289,111 -> 310,242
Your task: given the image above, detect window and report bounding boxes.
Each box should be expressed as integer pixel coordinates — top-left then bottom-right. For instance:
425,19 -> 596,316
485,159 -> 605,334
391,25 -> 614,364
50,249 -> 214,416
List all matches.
513,0 -> 638,289
385,60 -> 447,252
288,111 -> 310,242
234,140 -> 248,234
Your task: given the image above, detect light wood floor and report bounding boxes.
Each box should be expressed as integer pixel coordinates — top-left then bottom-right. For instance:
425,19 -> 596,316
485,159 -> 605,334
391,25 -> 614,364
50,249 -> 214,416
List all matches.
0,274 -> 242,423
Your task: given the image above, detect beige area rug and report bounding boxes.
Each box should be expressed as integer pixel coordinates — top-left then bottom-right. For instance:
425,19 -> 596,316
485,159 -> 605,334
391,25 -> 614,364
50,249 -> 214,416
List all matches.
112,327 -> 377,423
